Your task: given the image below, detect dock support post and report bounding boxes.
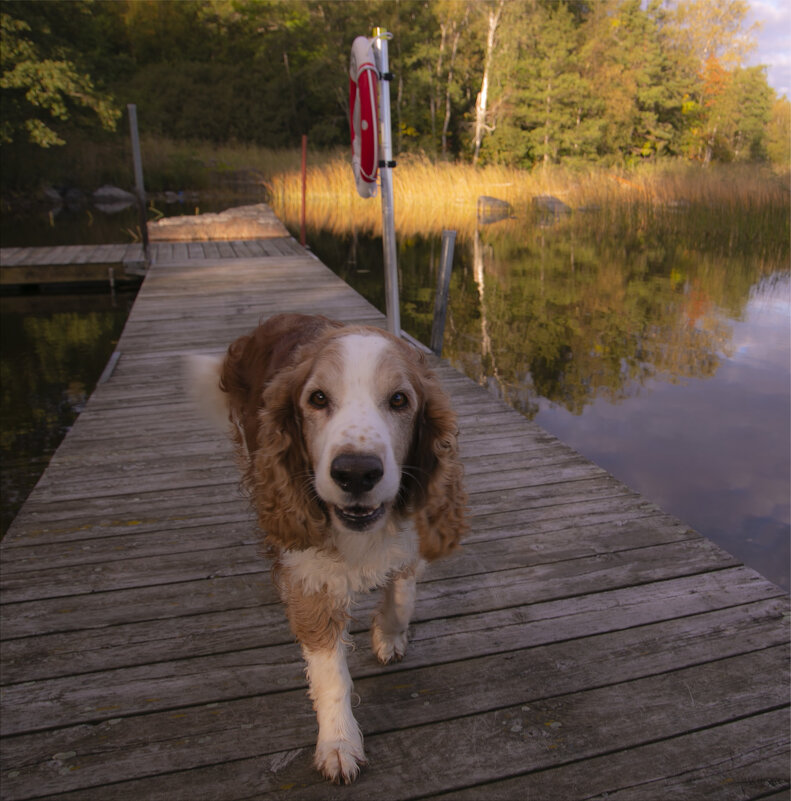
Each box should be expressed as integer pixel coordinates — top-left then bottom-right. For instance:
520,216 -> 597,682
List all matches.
373,29 -> 400,337
127,104 -> 150,266
430,229 -> 456,357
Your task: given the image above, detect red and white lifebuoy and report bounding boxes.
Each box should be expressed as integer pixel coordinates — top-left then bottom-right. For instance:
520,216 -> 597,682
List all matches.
349,36 -> 379,199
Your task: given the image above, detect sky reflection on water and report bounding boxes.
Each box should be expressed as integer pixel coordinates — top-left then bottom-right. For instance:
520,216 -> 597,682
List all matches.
533,275 -> 790,590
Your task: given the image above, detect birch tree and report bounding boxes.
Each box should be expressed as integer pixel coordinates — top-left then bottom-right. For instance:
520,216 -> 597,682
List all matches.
472,0 -> 505,164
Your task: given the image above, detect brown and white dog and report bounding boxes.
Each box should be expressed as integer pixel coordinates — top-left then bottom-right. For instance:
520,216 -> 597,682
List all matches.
188,313 -> 466,783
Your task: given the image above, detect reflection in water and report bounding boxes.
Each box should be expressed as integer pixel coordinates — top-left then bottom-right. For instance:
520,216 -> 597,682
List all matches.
298,204 -> 790,590
0,292 -> 134,535
534,275 -> 790,591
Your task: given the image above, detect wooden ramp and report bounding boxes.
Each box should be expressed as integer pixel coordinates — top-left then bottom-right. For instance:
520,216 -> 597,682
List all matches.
1,236 -> 788,800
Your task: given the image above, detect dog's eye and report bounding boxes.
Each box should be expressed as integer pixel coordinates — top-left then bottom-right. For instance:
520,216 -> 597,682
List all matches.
308,390 -> 329,409
389,391 -> 409,410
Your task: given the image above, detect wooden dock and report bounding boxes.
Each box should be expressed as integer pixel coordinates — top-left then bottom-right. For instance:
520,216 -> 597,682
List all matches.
0,239 -> 303,285
1,231 -> 788,800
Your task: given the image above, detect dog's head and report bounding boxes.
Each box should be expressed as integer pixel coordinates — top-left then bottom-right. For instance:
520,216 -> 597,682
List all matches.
221,315 -> 466,560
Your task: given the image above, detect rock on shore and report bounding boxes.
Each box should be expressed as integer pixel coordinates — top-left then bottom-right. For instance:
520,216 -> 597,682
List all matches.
147,203 -> 289,241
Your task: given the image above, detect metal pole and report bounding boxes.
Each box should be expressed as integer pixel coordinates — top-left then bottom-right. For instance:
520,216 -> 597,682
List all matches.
127,104 -> 150,264
430,230 -> 456,357
372,29 -> 400,337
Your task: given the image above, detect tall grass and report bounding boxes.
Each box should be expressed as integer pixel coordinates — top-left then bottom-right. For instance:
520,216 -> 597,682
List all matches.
269,153 -> 790,241
5,130 -> 787,246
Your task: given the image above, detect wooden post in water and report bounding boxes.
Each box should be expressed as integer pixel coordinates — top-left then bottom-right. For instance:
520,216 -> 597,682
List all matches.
430,229 -> 456,357
127,104 -> 150,265
300,134 -> 307,247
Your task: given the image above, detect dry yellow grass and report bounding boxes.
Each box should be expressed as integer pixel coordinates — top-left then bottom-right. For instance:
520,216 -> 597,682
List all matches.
268,154 -> 789,239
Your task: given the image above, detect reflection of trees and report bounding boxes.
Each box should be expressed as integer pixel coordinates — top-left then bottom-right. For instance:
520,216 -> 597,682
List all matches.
1,303 -> 128,533
306,201 -> 786,420
472,227 -> 499,390
443,212 -> 775,418
1,309 -> 124,450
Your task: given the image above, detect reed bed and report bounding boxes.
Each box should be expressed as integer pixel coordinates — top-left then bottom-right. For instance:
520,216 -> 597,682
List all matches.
269,154 -> 789,240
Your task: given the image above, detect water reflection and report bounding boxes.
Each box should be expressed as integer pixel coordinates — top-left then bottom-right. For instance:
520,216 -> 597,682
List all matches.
534,275 -> 790,591
0,292 -> 134,535
299,205 -> 790,590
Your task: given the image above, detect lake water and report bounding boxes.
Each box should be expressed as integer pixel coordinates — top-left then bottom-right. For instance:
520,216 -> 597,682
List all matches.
0,291 -> 135,534
2,198 -> 789,591
293,206 -> 790,591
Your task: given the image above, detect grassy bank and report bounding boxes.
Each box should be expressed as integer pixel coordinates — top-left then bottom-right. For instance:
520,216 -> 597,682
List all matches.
3,135 -> 788,249
270,153 -> 790,240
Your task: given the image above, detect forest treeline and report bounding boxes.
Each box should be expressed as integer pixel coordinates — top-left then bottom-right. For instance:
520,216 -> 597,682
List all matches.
1,0 -> 789,178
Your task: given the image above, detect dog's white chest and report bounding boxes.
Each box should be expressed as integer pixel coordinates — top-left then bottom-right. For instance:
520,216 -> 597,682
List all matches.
281,522 -> 419,597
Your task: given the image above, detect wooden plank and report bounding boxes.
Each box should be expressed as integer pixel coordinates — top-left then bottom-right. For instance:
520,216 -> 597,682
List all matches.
150,241 -> 171,263
0,246 -> 23,264
123,242 -> 145,262
61,245 -> 87,264
0,571 -> 269,640
172,242 -> 189,261
229,240 -> 252,257
217,241 -> 235,258
3,648 -> 785,800
202,241 -> 222,259
0,243 -> 151,284
1,568 -> 782,685
8,245 -> 44,265
90,243 -> 114,262
433,709 -> 790,801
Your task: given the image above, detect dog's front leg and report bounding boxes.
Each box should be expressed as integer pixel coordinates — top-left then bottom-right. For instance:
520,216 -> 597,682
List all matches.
302,636 -> 365,783
281,576 -> 365,783
372,561 -> 422,664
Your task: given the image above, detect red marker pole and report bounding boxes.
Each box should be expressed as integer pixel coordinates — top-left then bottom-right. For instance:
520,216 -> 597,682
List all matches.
300,134 -> 307,247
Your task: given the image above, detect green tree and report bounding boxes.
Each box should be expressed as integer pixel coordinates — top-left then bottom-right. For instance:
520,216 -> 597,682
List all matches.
582,0 -> 686,161
766,95 -> 791,170
0,1 -> 120,147
517,2 -> 598,166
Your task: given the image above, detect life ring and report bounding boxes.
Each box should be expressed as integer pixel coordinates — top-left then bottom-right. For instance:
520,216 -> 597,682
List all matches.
349,36 -> 379,199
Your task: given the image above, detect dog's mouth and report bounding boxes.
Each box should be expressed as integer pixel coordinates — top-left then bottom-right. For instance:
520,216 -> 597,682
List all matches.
332,503 -> 386,531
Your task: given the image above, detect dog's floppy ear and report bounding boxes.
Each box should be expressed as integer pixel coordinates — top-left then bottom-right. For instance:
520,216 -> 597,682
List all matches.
404,362 -> 468,561
251,355 -> 328,551
218,314 -> 342,552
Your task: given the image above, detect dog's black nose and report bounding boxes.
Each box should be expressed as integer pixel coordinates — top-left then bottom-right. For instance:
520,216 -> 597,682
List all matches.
330,453 -> 384,495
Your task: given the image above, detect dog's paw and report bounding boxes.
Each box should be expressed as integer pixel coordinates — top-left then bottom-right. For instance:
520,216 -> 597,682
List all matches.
371,615 -> 409,664
314,739 -> 367,784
